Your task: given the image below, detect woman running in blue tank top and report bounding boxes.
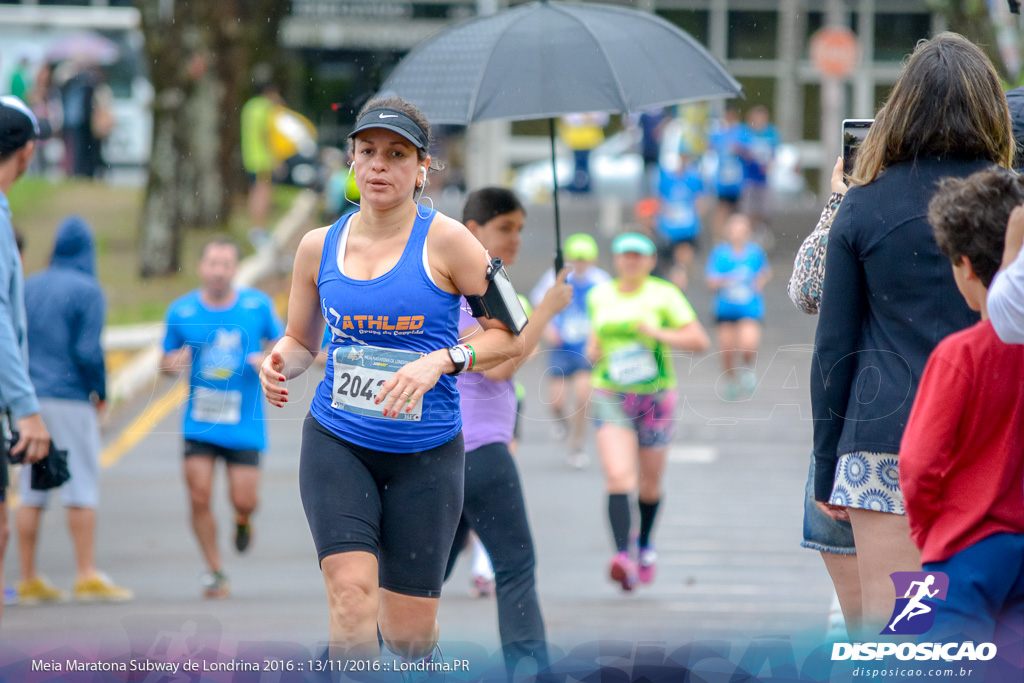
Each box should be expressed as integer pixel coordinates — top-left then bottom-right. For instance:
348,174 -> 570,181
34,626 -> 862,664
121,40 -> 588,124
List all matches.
259,96 -> 522,663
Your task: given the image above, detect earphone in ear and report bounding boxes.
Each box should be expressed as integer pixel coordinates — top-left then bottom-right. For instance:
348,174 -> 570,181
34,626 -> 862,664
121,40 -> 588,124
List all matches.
418,166 -> 427,188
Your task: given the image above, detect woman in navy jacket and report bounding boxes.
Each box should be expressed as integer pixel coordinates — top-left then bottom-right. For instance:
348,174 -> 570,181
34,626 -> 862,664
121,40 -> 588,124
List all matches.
810,32 -> 1014,637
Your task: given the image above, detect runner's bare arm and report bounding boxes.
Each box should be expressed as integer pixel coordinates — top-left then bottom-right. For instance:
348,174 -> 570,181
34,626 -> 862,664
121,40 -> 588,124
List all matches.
428,215 -> 524,371
375,216 -> 524,418
160,347 -> 192,374
639,320 -> 710,353
584,332 -> 601,364
260,228 -> 329,407
483,266 -> 572,382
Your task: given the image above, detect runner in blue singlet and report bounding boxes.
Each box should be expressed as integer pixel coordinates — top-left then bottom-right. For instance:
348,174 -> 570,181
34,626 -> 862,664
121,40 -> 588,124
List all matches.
259,97 -> 521,663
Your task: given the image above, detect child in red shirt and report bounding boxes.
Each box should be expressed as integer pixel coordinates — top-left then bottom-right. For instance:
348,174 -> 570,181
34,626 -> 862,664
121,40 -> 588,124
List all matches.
900,167 -> 1024,642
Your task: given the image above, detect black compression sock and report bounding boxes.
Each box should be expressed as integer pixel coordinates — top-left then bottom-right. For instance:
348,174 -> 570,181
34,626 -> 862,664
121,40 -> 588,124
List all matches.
638,498 -> 661,549
608,494 -> 631,553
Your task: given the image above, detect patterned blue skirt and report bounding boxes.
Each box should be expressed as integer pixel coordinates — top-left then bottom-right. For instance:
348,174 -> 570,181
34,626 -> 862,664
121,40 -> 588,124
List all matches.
828,451 -> 905,515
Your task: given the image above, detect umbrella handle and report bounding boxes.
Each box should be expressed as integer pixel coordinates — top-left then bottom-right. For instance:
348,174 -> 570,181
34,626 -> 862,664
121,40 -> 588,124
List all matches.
549,118 -> 564,274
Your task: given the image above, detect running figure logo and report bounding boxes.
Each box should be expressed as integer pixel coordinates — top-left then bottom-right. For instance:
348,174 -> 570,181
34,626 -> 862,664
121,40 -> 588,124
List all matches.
882,571 -> 949,635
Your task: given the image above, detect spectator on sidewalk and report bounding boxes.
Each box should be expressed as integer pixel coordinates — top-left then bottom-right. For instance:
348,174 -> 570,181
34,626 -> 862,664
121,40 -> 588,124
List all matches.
810,33 -> 1014,637
241,77 -> 282,239
987,199 -> 1024,344
60,64 -> 100,179
900,166 -> 1024,641
0,95 -> 53,626
9,58 -> 32,103
559,112 -> 608,194
16,215 -> 133,603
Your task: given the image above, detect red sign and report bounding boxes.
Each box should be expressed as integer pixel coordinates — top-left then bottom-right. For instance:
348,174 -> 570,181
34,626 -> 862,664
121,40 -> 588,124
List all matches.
810,26 -> 860,79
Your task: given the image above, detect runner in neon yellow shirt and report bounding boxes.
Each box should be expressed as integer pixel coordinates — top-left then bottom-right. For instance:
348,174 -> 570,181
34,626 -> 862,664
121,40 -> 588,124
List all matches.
585,232 -> 709,591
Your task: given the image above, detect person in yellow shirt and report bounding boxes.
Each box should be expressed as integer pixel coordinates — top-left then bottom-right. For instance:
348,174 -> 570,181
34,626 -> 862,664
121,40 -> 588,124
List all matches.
241,80 -> 282,235
560,112 -> 609,193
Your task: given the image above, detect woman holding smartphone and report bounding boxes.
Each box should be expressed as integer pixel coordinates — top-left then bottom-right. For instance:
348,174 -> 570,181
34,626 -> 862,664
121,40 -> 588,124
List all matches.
808,32 -> 1013,637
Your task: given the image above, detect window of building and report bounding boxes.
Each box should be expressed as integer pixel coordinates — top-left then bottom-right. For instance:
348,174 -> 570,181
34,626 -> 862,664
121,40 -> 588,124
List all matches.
874,83 -> 895,111
874,13 -> 931,61
803,83 -> 821,142
728,11 -> 778,60
38,0 -> 93,6
656,9 -> 709,47
735,77 -> 775,116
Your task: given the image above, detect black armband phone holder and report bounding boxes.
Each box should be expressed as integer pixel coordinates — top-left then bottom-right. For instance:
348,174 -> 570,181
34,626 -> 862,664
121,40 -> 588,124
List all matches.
464,258 -> 528,336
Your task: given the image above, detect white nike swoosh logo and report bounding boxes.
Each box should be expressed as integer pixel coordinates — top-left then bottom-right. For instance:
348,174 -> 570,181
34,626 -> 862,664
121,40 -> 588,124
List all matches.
379,113 -> 398,119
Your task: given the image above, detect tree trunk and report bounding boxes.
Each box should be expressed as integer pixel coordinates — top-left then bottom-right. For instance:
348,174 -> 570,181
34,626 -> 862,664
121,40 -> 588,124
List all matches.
136,0 -> 291,276
929,0 -> 1008,79
137,0 -> 186,277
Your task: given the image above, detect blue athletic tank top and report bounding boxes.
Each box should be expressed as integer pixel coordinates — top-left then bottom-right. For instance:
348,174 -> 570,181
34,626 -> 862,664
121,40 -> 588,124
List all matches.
310,209 -> 462,452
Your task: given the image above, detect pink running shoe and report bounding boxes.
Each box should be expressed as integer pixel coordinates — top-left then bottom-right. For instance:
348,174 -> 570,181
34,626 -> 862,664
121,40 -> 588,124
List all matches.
608,551 -> 637,592
638,547 -> 657,584
469,573 -> 495,598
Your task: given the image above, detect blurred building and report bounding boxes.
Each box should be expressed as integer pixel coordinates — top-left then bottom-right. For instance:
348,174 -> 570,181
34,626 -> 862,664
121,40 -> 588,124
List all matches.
0,0 -> 151,168
1,0 -> 941,172
281,0 -> 937,148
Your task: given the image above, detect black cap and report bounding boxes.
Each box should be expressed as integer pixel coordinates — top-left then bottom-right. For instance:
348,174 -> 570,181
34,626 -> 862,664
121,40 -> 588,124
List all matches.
0,96 -> 52,157
348,107 -> 428,151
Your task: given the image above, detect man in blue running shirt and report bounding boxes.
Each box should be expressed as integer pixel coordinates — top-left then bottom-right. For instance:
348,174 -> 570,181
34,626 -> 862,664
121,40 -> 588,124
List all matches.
162,237 -> 283,598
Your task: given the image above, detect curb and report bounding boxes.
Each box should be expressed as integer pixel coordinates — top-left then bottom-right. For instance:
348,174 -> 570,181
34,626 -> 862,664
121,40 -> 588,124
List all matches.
104,189 -> 319,410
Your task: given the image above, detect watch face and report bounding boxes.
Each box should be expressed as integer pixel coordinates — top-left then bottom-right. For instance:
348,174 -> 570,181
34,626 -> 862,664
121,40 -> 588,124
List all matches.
449,346 -> 466,365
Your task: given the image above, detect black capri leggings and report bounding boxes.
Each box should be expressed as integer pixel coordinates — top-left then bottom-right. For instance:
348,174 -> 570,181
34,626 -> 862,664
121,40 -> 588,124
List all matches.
445,441 -> 549,674
299,412 -> 465,598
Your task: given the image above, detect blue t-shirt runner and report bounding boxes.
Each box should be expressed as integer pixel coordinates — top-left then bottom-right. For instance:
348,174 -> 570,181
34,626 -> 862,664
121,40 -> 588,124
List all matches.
530,265 -> 611,355
163,288 -> 283,451
656,163 -> 705,243
710,120 -> 753,200
706,242 -> 769,322
744,124 -> 779,187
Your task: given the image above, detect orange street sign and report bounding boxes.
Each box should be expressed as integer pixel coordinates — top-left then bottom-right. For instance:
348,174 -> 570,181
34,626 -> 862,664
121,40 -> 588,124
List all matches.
810,26 -> 860,79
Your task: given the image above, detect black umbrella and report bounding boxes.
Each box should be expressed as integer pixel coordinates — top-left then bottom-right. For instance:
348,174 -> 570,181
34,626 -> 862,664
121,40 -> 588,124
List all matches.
379,0 -> 742,270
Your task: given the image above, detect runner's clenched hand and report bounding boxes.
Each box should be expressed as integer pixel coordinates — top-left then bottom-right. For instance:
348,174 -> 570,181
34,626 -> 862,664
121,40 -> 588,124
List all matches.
260,350 -> 289,407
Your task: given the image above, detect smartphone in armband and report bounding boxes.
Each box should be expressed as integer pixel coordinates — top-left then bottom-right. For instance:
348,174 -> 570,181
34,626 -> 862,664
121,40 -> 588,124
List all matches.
465,258 -> 528,335
842,119 -> 873,176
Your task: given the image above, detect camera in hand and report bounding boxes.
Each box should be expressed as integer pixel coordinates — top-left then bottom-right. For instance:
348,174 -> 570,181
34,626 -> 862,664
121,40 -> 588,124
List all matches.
2,414 -> 71,490
842,119 -> 873,176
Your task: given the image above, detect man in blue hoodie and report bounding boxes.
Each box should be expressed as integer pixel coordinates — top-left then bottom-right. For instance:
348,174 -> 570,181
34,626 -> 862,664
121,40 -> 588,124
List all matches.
15,215 -> 133,603
0,95 -> 53,625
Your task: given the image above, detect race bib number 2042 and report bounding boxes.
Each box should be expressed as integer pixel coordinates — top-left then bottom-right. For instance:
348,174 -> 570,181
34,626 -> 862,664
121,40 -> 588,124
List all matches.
332,345 -> 425,421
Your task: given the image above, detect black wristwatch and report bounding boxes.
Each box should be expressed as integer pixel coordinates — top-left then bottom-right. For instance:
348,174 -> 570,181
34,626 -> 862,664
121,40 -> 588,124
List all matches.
446,345 -> 469,375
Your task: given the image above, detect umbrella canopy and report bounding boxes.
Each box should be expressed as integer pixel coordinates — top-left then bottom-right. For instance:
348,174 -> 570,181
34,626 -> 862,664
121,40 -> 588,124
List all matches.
379,0 -> 741,124
44,32 -> 120,65
377,0 -> 742,269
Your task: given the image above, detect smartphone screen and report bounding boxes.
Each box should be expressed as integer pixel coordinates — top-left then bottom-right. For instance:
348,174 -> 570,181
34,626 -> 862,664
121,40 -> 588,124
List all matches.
842,119 -> 873,175
492,266 -> 529,333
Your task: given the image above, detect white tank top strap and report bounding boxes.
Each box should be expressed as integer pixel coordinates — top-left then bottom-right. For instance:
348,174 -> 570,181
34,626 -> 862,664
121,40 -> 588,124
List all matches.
335,213 -> 354,277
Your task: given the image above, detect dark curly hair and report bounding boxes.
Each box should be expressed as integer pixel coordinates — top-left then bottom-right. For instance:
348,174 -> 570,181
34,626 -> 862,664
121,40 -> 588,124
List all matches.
928,167 -> 1022,287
